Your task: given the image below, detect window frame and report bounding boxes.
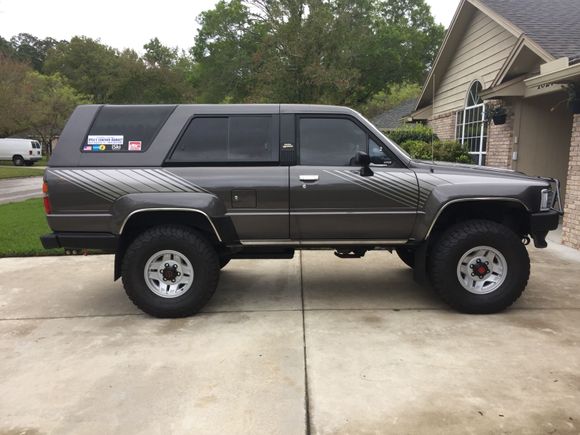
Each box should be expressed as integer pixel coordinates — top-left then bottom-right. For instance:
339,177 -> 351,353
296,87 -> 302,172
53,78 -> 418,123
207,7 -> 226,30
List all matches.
295,114 -> 402,168
164,114 -> 281,167
81,105 -> 175,154
456,81 -> 488,166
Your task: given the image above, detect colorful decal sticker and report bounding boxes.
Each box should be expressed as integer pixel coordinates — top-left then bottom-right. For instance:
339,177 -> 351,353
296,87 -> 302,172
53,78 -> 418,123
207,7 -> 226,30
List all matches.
87,135 -> 124,145
111,144 -> 122,151
92,145 -> 102,152
128,141 -> 142,151
83,145 -> 92,151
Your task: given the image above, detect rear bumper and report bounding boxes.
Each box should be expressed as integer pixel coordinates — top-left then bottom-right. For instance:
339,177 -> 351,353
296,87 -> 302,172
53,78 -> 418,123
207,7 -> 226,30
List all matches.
529,210 -> 560,248
40,232 -> 118,252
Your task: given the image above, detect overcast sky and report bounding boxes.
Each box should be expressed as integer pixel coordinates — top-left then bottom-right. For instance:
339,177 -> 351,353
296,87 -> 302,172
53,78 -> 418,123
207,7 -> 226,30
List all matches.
0,0 -> 458,53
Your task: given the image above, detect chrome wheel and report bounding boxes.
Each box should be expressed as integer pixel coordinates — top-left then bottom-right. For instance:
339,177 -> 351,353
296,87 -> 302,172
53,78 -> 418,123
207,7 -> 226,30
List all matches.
144,250 -> 194,298
456,246 -> 507,295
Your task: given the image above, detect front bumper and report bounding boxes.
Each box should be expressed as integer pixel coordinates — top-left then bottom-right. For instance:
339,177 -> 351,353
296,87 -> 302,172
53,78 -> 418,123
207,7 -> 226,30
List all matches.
529,210 -> 560,248
41,232 -> 118,252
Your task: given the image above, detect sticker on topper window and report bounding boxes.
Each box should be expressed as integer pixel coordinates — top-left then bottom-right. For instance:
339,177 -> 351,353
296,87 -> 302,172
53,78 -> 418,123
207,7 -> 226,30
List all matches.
87,135 -> 124,145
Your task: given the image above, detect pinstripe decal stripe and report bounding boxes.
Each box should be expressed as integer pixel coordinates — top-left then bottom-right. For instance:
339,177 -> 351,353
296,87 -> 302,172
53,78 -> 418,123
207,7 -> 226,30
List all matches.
340,171 -> 418,207
325,170 -> 418,208
51,169 -> 212,202
53,170 -> 116,201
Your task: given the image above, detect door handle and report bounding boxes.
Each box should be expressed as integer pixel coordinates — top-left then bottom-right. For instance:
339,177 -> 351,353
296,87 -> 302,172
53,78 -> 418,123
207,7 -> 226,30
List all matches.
299,175 -> 319,183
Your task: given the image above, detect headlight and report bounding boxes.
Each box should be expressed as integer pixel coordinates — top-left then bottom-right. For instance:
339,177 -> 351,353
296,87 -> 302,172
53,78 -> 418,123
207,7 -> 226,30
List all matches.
540,188 -> 552,211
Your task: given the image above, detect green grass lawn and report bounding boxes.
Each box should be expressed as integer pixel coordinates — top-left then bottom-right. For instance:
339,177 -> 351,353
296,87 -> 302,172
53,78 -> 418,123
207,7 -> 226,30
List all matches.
0,167 -> 45,179
0,198 -> 60,257
0,156 -> 48,167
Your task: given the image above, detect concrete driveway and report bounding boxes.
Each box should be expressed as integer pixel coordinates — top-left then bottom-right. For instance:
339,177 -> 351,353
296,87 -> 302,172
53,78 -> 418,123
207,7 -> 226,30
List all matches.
1,247 -> 579,434
0,176 -> 43,204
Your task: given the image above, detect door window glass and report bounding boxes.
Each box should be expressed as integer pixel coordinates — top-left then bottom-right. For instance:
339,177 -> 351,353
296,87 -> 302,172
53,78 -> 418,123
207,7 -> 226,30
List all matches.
299,118 -> 367,166
369,138 -> 395,165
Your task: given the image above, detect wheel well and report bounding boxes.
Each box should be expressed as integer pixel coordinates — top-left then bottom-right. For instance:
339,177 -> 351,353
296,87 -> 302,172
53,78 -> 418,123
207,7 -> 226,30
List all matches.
114,211 -> 221,281
428,201 -> 530,241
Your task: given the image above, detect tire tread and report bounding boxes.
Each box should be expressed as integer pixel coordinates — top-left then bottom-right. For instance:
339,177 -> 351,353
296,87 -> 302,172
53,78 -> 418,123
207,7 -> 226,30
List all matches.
429,219 -> 530,313
121,225 -> 219,318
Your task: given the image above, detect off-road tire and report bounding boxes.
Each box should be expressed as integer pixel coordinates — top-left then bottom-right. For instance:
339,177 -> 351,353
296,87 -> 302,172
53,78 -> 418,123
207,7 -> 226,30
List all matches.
12,155 -> 24,166
122,225 -> 220,318
428,219 -> 529,314
396,247 -> 415,268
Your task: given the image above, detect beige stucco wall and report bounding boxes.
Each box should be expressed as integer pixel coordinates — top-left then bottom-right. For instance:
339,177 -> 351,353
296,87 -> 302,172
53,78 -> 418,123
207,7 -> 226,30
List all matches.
433,10 -> 517,116
514,93 -> 573,204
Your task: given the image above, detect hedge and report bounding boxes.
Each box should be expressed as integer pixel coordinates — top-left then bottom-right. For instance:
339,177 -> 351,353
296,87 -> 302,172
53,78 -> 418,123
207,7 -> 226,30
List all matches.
383,124 -> 472,163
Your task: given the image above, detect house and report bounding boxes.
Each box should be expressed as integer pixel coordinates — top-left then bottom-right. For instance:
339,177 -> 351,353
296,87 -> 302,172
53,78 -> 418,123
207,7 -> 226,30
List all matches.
411,0 -> 580,250
371,98 -> 417,129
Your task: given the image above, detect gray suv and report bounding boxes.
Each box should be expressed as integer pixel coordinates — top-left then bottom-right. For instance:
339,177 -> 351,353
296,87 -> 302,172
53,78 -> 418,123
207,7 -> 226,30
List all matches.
41,104 -> 561,317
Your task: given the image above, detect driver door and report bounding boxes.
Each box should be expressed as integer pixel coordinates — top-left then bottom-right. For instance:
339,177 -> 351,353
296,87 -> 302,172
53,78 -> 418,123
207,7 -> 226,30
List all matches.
289,115 -> 418,241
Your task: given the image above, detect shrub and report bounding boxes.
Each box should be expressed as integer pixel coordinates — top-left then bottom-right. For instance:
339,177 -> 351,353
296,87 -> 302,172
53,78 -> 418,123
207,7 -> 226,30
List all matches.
398,140 -> 473,164
382,124 -> 437,145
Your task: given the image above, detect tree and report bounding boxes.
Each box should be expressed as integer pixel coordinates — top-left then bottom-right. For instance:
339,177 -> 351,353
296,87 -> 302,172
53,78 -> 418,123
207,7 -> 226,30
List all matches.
191,0 -> 444,105
44,36 -> 121,103
9,33 -> 59,71
192,0 -> 265,103
24,72 -> 90,152
0,36 -> 15,58
0,55 -> 88,153
0,56 -> 32,137
144,38 -> 178,68
44,37 -> 195,104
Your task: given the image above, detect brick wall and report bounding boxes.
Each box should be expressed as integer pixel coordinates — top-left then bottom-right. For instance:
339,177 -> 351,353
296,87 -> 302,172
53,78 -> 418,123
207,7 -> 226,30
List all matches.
428,111 -> 456,141
487,109 -> 514,169
562,114 -> 580,249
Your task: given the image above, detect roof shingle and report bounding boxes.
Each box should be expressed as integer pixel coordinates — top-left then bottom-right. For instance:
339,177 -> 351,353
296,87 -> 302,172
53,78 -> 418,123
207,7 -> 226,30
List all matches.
371,99 -> 417,129
479,0 -> 580,60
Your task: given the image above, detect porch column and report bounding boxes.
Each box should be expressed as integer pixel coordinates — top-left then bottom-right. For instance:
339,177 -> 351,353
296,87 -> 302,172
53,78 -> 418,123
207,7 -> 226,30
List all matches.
486,103 -> 513,169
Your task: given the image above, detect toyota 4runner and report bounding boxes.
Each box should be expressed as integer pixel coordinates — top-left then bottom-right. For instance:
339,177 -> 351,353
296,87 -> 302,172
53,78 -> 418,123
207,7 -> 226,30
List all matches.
41,104 -> 561,317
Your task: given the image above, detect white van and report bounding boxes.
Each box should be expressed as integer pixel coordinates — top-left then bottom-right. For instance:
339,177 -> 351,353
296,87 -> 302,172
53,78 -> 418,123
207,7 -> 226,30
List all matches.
0,138 -> 43,166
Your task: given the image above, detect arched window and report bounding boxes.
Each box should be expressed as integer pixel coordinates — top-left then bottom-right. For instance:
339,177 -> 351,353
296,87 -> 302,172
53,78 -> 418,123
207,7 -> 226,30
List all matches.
456,81 -> 488,165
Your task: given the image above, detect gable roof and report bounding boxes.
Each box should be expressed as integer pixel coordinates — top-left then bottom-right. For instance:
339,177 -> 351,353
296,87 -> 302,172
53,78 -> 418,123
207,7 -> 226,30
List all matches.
371,98 -> 417,129
478,0 -> 580,60
415,0 -> 580,112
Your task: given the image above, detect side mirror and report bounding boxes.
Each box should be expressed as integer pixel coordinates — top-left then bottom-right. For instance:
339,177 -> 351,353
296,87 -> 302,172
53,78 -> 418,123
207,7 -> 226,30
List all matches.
355,151 -> 374,177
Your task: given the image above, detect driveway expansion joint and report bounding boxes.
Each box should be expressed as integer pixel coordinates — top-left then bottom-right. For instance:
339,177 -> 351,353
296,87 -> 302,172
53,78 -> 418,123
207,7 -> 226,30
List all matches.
300,251 -> 312,435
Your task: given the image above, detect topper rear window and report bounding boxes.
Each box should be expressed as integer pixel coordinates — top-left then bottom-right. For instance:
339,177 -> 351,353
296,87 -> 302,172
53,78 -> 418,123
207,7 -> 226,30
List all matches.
81,105 -> 175,153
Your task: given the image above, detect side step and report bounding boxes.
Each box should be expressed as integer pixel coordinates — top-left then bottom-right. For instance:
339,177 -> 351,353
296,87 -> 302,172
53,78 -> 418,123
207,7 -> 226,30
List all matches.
334,248 -> 367,259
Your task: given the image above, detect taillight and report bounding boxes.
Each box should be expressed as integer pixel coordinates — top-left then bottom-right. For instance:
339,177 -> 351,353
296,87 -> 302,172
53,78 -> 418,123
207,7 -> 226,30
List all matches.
42,181 -> 52,214
29,150 -> 33,155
